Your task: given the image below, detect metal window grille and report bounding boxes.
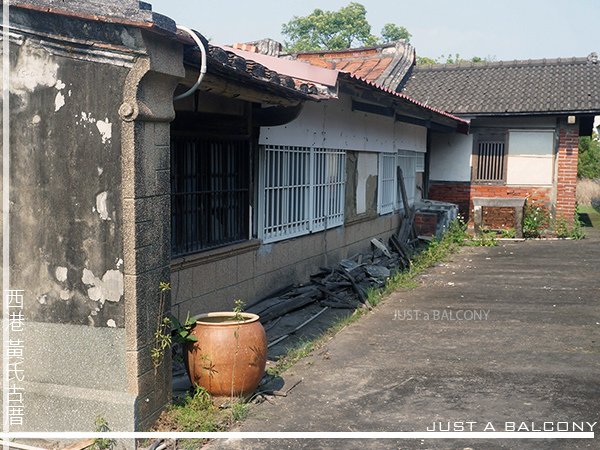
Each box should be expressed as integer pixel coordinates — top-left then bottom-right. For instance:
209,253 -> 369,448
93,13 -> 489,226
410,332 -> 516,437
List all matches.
259,145 -> 345,243
378,153 -> 397,214
171,136 -> 250,257
475,141 -> 505,181
415,152 -> 425,172
397,150 -> 417,207
378,150 -> 421,214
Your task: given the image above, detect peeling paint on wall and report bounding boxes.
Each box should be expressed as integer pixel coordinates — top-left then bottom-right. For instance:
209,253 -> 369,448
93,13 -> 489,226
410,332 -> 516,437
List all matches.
54,91 -> 65,111
95,119 -> 112,144
11,40 -> 58,96
55,266 -> 68,282
81,268 -> 124,305
95,191 -> 110,221
76,112 -> 112,144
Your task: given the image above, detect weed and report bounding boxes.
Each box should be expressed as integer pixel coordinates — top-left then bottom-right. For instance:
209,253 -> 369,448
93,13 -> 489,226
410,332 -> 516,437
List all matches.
555,216 -> 570,238
230,400 -> 250,422
466,230 -> 497,247
569,214 -> 585,240
167,387 -> 220,432
233,299 -> 246,321
523,203 -> 550,238
267,339 -> 316,377
151,282 -> 172,372
92,416 -> 116,450
500,228 -> 516,238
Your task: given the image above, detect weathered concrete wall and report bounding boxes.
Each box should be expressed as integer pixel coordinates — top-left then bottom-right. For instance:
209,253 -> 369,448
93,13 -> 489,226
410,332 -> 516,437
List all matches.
9,26 -> 127,329
2,7 -> 182,432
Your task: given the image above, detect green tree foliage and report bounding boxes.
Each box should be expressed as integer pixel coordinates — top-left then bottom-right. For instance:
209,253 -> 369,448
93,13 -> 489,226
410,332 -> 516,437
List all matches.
282,3 -> 376,52
282,3 -> 411,52
416,53 -> 491,65
380,23 -> 411,43
578,133 -> 600,179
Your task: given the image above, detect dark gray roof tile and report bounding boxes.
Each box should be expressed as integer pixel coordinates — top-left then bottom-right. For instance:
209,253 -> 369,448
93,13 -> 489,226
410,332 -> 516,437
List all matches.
401,55 -> 600,115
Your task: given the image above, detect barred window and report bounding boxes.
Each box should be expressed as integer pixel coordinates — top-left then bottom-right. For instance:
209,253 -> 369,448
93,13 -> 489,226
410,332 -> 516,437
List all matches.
397,150 -> 417,207
171,136 -> 250,257
473,134 -> 507,182
259,145 -> 345,243
378,150 -> 422,214
378,153 -> 397,214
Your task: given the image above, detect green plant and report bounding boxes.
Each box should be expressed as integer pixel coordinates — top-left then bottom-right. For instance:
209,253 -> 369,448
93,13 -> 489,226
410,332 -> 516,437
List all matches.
170,312 -> 200,345
554,217 -> 570,238
500,228 -> 516,238
151,282 -> 172,372
466,229 -> 498,247
151,283 -> 198,373
92,416 -> 116,450
158,385 -> 250,433
523,203 -> 550,238
568,214 -> 585,240
168,386 -> 220,432
233,299 -> 246,321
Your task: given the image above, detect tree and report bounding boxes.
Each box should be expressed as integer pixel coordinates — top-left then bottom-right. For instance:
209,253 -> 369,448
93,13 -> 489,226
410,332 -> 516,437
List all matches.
281,3 -> 410,52
282,3 -> 376,52
380,23 -> 411,43
416,53 -> 493,65
578,133 -> 600,179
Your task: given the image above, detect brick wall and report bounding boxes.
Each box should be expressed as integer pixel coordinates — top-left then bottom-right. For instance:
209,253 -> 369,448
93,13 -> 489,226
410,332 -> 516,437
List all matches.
428,182 -> 471,217
429,181 -> 552,223
414,212 -> 438,236
556,124 -> 579,222
482,206 -> 515,229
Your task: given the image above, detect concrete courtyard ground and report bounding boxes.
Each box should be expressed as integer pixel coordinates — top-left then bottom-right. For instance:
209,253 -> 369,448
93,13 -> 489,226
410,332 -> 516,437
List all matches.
210,234 -> 600,449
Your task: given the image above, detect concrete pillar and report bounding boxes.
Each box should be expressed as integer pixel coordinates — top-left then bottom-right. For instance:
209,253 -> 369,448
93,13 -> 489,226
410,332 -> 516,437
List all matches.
119,31 -> 184,430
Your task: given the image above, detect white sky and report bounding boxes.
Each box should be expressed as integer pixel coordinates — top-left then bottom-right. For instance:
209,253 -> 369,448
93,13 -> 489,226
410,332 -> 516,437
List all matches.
148,0 -> 598,61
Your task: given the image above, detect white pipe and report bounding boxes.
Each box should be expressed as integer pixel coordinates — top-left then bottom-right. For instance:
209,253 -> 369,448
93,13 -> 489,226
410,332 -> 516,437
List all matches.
174,24 -> 207,101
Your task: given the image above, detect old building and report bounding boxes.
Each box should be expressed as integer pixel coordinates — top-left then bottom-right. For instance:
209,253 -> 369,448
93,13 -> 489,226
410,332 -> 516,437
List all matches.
402,55 -> 600,229
3,0 -> 465,432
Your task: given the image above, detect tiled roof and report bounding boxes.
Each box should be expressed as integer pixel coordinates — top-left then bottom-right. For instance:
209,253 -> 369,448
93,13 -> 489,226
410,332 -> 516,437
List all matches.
292,41 -> 415,90
401,54 -> 600,115
339,72 -> 469,132
178,31 -> 313,101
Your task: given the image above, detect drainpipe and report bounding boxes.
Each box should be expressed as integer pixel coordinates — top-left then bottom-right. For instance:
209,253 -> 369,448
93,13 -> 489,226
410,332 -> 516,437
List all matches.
173,25 -> 207,101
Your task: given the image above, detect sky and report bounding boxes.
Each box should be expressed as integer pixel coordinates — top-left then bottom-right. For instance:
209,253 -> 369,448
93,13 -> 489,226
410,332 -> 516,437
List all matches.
147,0 -> 598,61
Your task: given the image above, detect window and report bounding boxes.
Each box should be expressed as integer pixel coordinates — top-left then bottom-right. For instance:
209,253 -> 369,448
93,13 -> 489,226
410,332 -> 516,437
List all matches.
473,133 -> 507,182
378,150 -> 423,214
171,136 -> 250,257
259,145 -> 345,243
397,150 -> 417,207
378,154 -> 397,214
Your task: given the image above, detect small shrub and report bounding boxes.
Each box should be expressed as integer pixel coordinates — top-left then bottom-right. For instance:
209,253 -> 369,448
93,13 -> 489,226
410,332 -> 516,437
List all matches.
570,214 -> 585,240
523,203 -> 550,238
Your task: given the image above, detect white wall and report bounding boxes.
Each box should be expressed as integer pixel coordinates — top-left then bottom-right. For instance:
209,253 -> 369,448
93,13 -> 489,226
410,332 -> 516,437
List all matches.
506,130 -> 555,186
394,122 -> 427,153
430,132 -> 473,181
259,94 -> 427,153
